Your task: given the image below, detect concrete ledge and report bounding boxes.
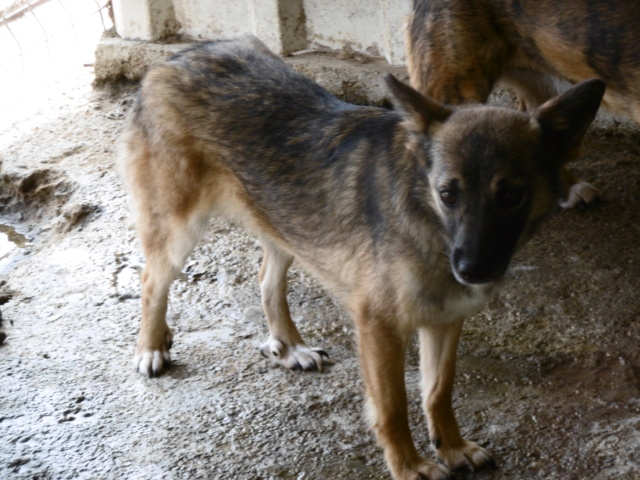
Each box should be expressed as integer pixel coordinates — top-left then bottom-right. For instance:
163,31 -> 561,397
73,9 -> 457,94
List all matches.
94,37 -> 188,86
94,36 -> 408,105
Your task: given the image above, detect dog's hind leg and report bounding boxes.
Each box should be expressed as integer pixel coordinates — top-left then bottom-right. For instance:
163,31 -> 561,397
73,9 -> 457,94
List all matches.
419,319 -> 494,472
258,240 -> 328,371
135,244 -> 176,377
121,113 -> 216,377
134,209 -> 209,377
123,134 -> 212,376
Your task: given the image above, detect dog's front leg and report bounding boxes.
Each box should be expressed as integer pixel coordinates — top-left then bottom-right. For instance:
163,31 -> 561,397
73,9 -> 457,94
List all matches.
419,319 -> 493,472
358,315 -> 451,480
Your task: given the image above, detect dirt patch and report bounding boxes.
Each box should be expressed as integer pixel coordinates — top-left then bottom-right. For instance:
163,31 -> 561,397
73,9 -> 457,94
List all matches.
0,62 -> 639,480
0,169 -> 74,220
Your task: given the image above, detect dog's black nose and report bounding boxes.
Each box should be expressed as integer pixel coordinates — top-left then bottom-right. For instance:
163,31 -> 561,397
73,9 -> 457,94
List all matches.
456,261 -> 475,282
456,264 -> 493,284
452,248 -> 504,285
456,260 -> 493,284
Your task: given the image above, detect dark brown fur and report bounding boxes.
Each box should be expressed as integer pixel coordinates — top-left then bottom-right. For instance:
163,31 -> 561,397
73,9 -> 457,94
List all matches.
119,36 -> 604,480
408,0 -> 639,207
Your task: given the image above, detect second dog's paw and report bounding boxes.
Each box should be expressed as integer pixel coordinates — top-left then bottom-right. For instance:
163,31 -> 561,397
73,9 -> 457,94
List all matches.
260,339 -> 329,372
559,181 -> 601,209
436,439 -> 494,473
133,330 -> 174,377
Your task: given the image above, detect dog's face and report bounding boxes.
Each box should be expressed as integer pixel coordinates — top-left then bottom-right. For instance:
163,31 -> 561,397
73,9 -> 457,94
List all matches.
428,108 -> 550,285
385,75 -> 605,286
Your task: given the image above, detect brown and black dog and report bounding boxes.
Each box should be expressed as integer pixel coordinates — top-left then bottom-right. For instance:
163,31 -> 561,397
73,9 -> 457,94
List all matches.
408,0 -> 640,208
119,36 -> 604,479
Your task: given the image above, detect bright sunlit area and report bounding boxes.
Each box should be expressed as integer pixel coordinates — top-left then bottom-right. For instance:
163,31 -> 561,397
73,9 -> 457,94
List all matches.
0,0 -> 112,137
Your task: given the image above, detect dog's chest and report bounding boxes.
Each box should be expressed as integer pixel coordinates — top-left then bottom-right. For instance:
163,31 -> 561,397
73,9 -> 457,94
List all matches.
401,266 -> 498,326
435,283 -> 495,323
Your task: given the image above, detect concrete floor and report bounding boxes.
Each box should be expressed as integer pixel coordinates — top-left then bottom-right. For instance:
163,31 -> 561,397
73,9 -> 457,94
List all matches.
1,48 -> 639,480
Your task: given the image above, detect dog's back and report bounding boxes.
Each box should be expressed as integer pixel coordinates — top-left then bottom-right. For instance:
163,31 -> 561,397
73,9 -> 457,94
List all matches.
408,0 -> 640,121
120,37 -> 415,296
125,36 -> 349,174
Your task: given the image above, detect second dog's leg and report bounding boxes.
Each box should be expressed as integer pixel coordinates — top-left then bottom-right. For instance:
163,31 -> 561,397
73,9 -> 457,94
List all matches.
499,71 -> 600,208
419,319 -> 493,471
557,167 -> 601,209
258,241 -> 328,371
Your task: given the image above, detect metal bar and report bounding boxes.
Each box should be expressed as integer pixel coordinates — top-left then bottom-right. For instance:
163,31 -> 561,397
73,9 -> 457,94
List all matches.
94,0 -> 107,31
56,0 -> 77,45
0,0 -> 53,27
26,0 -> 51,60
0,13 -> 24,73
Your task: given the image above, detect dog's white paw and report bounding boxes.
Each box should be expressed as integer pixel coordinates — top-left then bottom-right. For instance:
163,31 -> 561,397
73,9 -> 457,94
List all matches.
559,180 -> 601,209
402,459 -> 452,480
435,439 -> 494,473
260,339 -> 329,372
133,330 -> 174,377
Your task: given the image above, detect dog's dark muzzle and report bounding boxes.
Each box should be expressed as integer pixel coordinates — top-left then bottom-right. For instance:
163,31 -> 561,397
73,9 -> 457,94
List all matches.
449,208 -> 527,285
451,247 -> 508,285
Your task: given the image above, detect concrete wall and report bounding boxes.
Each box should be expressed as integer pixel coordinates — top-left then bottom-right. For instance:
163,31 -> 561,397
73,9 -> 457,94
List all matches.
302,0 -> 409,65
111,0 -> 412,65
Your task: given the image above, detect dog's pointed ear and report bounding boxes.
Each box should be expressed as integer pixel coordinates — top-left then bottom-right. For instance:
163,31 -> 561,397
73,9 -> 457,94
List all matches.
385,74 -> 452,132
535,78 -> 606,162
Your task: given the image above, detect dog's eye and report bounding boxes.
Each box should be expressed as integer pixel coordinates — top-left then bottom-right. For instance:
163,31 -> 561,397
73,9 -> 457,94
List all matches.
439,189 -> 458,206
497,187 -> 526,209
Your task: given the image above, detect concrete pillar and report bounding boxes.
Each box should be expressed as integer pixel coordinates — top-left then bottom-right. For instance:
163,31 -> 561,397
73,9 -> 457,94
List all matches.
112,0 -> 178,41
302,0 -> 410,65
173,0 -> 307,54
250,0 -> 307,54
381,0 -> 412,65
